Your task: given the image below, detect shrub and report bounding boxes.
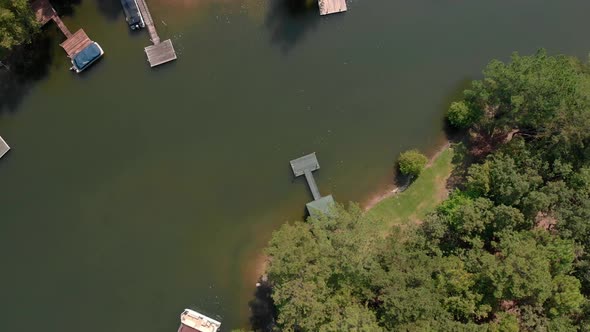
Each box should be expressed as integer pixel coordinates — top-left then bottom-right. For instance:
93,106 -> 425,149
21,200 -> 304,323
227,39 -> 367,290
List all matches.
398,149 -> 428,177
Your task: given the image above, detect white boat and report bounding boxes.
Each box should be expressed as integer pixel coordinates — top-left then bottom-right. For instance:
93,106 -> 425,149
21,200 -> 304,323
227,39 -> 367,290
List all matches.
178,309 -> 221,332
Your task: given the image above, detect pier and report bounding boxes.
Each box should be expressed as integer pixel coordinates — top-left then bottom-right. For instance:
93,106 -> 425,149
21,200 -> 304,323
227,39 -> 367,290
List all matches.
290,153 -> 335,217
0,136 -> 10,159
318,0 -> 347,16
31,0 -> 101,66
136,0 -> 177,67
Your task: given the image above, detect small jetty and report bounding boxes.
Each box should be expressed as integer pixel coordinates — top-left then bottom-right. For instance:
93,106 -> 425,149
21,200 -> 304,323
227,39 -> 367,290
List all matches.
0,136 -> 10,159
135,0 -> 177,67
178,309 -> 221,332
290,153 -> 335,217
31,0 -> 103,72
319,0 -> 347,16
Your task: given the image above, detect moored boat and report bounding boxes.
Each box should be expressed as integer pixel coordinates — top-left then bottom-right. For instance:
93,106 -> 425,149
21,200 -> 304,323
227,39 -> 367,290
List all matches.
178,309 -> 221,332
70,42 -> 104,73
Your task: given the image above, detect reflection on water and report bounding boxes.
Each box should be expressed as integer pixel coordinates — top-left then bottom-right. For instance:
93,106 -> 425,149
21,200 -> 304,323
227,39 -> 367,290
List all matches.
265,0 -> 320,52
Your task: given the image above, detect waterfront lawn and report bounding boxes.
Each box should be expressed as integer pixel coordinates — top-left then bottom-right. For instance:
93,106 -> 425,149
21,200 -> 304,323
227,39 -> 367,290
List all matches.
369,147 -> 454,226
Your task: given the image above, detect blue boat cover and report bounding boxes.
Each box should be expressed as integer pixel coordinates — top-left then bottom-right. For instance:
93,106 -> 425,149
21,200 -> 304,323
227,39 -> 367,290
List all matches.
73,43 -> 101,70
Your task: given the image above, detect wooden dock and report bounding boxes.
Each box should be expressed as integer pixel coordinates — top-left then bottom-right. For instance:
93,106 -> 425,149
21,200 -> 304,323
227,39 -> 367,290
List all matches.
31,0 -> 71,37
290,153 -> 335,217
60,29 -> 93,58
32,0 -> 100,63
145,39 -> 177,67
136,0 -> 177,67
0,136 -> 10,159
319,0 -> 347,16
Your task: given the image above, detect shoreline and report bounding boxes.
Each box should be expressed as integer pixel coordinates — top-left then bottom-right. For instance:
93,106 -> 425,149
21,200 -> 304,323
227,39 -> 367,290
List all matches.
253,141 -> 451,282
362,141 -> 450,211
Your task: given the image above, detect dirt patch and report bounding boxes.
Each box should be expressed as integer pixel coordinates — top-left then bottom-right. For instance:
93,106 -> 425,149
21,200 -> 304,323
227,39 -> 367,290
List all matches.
535,212 -> 557,231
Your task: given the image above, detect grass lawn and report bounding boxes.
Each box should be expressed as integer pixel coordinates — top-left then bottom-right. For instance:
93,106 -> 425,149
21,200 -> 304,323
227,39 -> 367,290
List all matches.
369,147 -> 454,227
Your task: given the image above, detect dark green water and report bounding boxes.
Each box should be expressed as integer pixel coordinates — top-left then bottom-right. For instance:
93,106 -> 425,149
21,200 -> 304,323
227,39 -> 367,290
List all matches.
1,0 -> 590,330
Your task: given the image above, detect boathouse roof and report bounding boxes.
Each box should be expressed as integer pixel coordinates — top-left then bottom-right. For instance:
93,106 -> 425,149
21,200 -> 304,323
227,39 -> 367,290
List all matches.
306,195 -> 335,218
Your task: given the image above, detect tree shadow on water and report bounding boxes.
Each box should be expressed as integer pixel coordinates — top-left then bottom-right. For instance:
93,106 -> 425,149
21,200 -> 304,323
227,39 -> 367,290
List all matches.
93,0 -> 123,21
265,0 -> 320,53
0,32 -> 54,114
52,0 -> 82,16
248,281 -> 277,332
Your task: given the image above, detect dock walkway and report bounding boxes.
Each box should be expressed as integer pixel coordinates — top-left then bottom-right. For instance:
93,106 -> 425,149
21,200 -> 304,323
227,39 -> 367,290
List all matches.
290,153 -> 335,217
32,0 -> 72,37
135,0 -> 159,44
135,0 -> 177,67
0,136 -> 10,159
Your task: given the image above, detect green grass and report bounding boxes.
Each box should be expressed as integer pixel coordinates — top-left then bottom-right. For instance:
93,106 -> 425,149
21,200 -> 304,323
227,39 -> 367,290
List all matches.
369,147 -> 454,226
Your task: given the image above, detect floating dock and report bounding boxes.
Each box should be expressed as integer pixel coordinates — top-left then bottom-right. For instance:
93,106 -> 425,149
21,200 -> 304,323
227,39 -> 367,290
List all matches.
136,0 -> 177,67
290,153 -> 335,217
318,0 -> 347,16
0,136 -> 10,159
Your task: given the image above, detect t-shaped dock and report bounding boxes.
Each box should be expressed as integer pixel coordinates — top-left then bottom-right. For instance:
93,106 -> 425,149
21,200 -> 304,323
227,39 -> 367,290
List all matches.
290,153 -> 335,217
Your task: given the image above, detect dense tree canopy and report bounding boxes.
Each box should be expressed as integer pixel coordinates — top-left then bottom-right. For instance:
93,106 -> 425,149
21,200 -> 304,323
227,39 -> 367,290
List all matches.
0,0 -> 38,51
263,51 -> 590,331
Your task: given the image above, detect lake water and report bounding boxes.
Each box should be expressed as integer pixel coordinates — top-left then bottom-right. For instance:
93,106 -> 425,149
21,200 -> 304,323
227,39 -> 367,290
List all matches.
1,0 -> 590,330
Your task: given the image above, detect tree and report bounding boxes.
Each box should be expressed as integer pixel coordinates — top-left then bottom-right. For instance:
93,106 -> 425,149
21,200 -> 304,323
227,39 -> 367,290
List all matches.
262,50 -> 590,332
0,0 -> 39,51
398,149 -> 428,177
447,101 -> 477,128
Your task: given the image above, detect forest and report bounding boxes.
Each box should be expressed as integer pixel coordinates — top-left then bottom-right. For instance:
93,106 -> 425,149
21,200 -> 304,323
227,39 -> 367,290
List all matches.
263,50 -> 590,331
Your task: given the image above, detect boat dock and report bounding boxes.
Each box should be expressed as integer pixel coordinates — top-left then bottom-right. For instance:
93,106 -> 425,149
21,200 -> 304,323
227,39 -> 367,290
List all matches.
318,0 -> 347,15
31,0 -> 102,66
178,309 -> 221,332
136,0 -> 177,67
0,136 -> 10,159
290,153 -> 335,217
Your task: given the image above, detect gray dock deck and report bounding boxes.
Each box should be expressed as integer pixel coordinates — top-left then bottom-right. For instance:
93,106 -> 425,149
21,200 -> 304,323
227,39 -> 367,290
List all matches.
136,0 -> 177,67
290,153 -> 335,216
319,0 -> 347,16
290,152 -> 320,176
0,136 -> 10,159
145,39 -> 177,67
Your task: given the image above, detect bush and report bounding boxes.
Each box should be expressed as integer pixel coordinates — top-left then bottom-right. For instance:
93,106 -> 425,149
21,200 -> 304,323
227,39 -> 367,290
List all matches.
447,101 -> 474,128
398,149 -> 428,177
